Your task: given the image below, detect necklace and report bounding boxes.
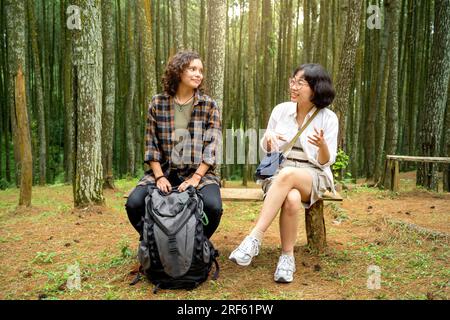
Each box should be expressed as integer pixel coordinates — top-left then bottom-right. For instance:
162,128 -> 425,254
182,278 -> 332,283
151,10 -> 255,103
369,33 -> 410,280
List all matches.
174,94 -> 194,112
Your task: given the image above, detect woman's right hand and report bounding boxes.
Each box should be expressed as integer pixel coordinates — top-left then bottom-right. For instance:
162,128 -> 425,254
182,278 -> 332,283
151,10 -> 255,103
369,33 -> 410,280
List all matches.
265,131 -> 287,152
156,176 -> 172,194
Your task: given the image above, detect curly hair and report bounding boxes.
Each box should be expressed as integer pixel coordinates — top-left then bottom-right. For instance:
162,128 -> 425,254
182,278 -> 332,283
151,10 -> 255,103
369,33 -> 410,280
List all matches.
162,51 -> 204,96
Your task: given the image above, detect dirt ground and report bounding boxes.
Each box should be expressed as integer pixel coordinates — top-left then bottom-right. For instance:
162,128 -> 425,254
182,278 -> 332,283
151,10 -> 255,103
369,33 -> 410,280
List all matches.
0,171 -> 448,300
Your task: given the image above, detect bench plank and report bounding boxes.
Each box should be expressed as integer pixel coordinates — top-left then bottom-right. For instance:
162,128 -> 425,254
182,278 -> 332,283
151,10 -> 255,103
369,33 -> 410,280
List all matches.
220,188 -> 343,202
386,155 -> 450,163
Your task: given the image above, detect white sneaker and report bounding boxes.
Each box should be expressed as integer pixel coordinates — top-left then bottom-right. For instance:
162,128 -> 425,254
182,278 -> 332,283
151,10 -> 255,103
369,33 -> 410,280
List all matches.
274,254 -> 296,283
229,236 -> 261,266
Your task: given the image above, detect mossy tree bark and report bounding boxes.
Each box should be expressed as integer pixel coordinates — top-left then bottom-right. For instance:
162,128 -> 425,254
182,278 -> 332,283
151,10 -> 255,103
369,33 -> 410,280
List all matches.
417,0 -> 450,190
72,0 -> 104,208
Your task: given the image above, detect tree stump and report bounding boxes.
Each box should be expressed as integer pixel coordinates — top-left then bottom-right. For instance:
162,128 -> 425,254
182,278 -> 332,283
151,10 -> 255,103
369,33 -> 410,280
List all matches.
305,200 -> 326,253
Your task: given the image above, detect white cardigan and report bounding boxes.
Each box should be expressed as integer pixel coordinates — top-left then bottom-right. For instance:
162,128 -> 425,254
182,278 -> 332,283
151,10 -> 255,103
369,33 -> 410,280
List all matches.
260,102 -> 339,189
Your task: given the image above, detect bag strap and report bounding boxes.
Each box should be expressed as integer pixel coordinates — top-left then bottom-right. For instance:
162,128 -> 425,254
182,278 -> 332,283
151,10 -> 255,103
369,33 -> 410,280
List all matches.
280,107 -> 320,156
211,257 -> 220,280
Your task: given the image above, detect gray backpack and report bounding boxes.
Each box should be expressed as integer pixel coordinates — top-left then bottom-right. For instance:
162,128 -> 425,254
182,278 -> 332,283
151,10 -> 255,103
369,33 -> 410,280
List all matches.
133,185 -> 219,292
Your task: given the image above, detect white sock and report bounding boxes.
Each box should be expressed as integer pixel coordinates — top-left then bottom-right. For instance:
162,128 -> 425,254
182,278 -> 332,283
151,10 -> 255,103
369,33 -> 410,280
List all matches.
281,251 -> 294,257
249,228 -> 264,242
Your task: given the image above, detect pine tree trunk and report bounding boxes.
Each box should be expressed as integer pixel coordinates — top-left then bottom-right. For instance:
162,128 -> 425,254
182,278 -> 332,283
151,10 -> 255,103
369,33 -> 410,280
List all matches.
293,0 -> 300,66
2,0 -> 10,183
102,0 -> 116,189
385,0 -> 400,158
0,0 -> 6,182
15,65 -> 33,207
28,0 -> 47,186
137,0 -> 157,112
205,0 -> 226,178
309,0 -> 318,62
171,0 -> 183,52
303,0 -> 310,62
206,0 -> 226,115
407,0 -> 419,159
332,0 -> 362,149
137,0 -> 157,174
285,0 -> 293,93
152,0 -> 163,92
15,67 -> 32,206
350,9 -> 365,179
244,0 -> 257,187
6,0 -> 26,186
199,0 -> 206,59
276,1 -> 286,104
63,0 -> 74,184
443,83 -> 450,192
125,1 -> 136,176
261,0 -> 272,128
315,0 -> 326,64
72,0 -> 104,207
417,0 -> 450,190
363,1 -> 378,180
374,1 -> 391,183
332,0 -> 348,81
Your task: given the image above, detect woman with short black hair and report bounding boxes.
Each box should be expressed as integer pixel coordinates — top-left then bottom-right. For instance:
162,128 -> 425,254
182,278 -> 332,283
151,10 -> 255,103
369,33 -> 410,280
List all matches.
229,63 -> 339,283
125,51 -> 223,240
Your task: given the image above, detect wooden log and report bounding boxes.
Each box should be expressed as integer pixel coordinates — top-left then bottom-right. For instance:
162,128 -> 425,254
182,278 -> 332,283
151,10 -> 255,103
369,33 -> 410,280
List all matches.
305,200 -> 327,253
386,219 -> 449,241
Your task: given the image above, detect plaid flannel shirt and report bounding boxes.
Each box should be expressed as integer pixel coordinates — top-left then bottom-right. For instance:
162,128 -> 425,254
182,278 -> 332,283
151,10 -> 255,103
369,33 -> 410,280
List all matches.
137,90 -> 222,189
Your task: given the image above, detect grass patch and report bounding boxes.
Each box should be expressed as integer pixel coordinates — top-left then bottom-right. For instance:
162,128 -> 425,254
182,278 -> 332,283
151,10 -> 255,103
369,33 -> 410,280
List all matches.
1,177 -> 448,300
32,252 -> 57,264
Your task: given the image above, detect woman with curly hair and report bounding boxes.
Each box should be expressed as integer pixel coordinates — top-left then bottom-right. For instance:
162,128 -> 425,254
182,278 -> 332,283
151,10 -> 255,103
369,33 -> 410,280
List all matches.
125,50 -> 223,239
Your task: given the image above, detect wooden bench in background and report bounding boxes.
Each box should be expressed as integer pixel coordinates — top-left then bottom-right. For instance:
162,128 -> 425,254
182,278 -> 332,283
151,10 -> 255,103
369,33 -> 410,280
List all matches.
221,188 -> 343,253
383,155 -> 450,191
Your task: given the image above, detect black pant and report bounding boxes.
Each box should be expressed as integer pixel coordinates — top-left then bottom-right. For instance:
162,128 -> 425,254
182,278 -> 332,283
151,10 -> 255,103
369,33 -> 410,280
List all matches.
125,173 -> 223,239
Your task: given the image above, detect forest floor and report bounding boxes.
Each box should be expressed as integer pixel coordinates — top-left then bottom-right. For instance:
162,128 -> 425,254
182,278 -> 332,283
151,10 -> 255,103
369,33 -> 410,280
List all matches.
0,171 -> 448,300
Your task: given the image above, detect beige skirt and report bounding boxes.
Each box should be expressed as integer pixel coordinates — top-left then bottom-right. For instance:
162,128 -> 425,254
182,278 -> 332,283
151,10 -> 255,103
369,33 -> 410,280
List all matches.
260,159 -> 334,209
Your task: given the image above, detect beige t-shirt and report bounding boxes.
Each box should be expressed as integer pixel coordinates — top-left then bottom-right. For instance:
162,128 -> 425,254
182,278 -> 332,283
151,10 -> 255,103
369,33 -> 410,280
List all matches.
174,100 -> 194,129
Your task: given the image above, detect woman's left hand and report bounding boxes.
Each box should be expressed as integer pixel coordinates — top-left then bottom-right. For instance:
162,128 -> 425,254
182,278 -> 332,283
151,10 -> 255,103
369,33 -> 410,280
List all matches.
177,175 -> 201,192
308,128 -> 327,148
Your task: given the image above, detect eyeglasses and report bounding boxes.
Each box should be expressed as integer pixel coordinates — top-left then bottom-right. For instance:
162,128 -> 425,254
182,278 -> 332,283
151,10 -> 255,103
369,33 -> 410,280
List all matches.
289,78 -> 307,88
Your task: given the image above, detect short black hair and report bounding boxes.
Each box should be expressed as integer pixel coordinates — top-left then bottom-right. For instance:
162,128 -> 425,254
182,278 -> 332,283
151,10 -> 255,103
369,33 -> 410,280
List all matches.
292,63 -> 335,109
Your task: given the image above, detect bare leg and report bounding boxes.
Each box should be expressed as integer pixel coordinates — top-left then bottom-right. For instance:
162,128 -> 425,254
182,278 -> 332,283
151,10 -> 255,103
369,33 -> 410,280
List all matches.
229,167 -> 313,267
279,189 -> 302,255
254,167 -> 312,233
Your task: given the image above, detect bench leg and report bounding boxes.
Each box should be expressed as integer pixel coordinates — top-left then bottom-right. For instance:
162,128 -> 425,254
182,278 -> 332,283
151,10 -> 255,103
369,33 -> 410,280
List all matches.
305,200 -> 327,253
392,160 -> 400,192
383,159 -> 400,192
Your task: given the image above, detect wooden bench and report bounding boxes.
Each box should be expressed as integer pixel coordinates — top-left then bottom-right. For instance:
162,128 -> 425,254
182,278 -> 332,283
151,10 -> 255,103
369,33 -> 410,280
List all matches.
124,186 -> 343,253
221,188 -> 343,253
383,155 -> 450,191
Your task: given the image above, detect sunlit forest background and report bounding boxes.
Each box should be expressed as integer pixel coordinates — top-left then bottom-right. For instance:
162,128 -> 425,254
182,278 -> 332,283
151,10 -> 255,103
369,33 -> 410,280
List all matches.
1,0 -> 449,206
